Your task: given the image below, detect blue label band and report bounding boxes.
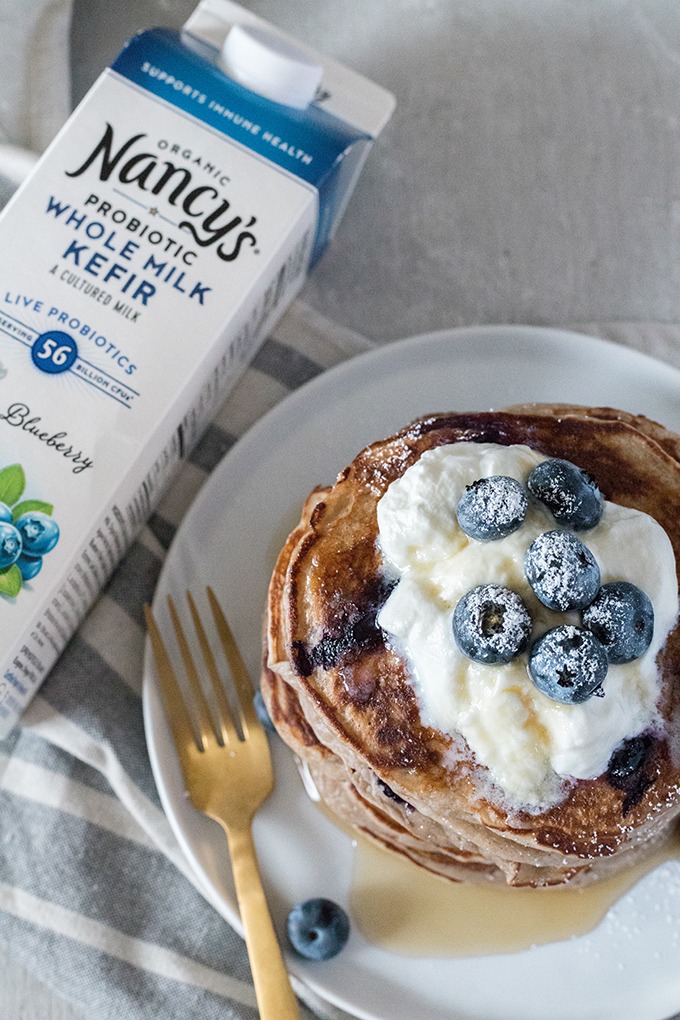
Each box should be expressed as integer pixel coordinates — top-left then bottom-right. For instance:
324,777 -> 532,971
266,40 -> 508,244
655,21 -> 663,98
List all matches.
111,29 -> 370,263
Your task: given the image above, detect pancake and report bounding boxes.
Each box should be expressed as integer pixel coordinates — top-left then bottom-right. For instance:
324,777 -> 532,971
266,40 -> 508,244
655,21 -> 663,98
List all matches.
261,404 -> 680,886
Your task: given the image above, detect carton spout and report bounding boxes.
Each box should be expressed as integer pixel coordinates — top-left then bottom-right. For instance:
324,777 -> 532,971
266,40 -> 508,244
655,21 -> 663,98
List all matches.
184,0 -> 396,138
221,24 -> 323,110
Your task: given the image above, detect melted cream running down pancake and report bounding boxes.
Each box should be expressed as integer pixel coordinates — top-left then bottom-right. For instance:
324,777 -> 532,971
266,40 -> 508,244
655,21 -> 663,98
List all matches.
261,404 -> 680,887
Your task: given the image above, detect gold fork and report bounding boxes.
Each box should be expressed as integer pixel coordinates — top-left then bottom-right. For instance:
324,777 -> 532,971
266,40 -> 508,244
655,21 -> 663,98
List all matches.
144,586 -> 299,1020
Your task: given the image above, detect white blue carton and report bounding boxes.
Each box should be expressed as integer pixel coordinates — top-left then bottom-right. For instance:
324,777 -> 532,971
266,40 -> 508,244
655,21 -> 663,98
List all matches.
0,0 -> 395,736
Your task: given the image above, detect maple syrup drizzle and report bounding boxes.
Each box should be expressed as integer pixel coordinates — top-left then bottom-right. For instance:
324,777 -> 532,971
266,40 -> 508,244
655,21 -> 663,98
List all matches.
302,762 -> 680,958
348,825 -> 680,958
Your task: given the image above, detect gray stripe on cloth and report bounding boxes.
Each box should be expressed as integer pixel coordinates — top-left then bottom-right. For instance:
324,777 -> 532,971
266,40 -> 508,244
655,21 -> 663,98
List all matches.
146,512 -> 177,553
0,725 -> 26,762
0,727 -> 115,796
0,910 -> 260,1020
37,636 -> 159,805
0,796 -> 252,977
0,176 -> 16,208
102,540 -> 164,630
252,336 -> 324,389
188,422 -> 237,474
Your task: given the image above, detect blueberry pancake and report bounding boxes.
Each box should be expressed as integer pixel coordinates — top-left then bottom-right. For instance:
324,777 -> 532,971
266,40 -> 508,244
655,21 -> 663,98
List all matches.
261,405 -> 680,887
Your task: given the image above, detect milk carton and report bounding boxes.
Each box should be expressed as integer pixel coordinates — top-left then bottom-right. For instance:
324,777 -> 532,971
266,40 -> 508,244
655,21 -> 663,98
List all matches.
0,0 -> 395,736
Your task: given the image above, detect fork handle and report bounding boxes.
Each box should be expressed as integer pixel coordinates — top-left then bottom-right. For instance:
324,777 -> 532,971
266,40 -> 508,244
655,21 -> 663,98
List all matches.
223,823 -> 300,1020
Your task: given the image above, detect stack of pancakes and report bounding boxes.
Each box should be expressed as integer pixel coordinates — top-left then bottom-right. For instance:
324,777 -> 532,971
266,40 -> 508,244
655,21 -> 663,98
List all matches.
261,404 -> 680,887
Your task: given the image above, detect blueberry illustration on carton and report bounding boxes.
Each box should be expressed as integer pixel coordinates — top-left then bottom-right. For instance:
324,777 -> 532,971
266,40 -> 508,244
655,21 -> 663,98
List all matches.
0,464 -> 59,597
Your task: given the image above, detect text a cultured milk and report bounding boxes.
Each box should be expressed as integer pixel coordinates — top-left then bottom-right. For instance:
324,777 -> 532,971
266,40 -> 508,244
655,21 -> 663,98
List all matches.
0,0 -> 395,736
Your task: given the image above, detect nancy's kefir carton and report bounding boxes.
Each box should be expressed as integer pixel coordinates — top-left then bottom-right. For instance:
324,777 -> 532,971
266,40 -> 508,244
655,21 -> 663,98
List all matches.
0,0 -> 395,736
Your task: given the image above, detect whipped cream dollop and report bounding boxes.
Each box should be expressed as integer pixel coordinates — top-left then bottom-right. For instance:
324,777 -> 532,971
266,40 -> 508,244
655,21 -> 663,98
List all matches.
376,442 -> 679,807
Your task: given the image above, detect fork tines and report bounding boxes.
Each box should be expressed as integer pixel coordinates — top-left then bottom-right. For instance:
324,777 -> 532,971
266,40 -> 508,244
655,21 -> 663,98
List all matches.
145,586 -> 260,754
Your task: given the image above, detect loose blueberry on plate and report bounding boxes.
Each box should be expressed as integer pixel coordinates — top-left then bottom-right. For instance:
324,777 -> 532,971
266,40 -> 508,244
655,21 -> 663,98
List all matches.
286,898 -> 350,961
527,457 -> 604,530
455,475 -> 528,541
524,530 -> 600,611
15,511 -> 60,556
528,624 -> 608,704
453,583 -> 532,664
582,581 -> 654,663
0,521 -> 22,569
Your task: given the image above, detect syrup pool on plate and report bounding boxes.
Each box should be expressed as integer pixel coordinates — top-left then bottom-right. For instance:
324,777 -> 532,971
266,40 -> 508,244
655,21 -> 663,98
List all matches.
348,824 -> 680,957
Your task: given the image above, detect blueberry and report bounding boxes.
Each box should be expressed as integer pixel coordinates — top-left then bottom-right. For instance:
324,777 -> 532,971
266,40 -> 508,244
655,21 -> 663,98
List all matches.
0,502 -> 12,524
16,553 -> 42,581
528,625 -> 608,704
456,476 -> 528,541
582,581 -> 654,663
527,458 -> 604,530
524,530 -> 600,611
453,584 -> 532,664
0,521 -> 22,569
253,689 -> 275,732
286,898 -> 350,961
14,512 -> 59,555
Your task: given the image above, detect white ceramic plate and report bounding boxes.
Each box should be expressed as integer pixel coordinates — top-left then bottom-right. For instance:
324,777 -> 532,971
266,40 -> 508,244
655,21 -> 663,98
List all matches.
142,326 -> 680,1020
